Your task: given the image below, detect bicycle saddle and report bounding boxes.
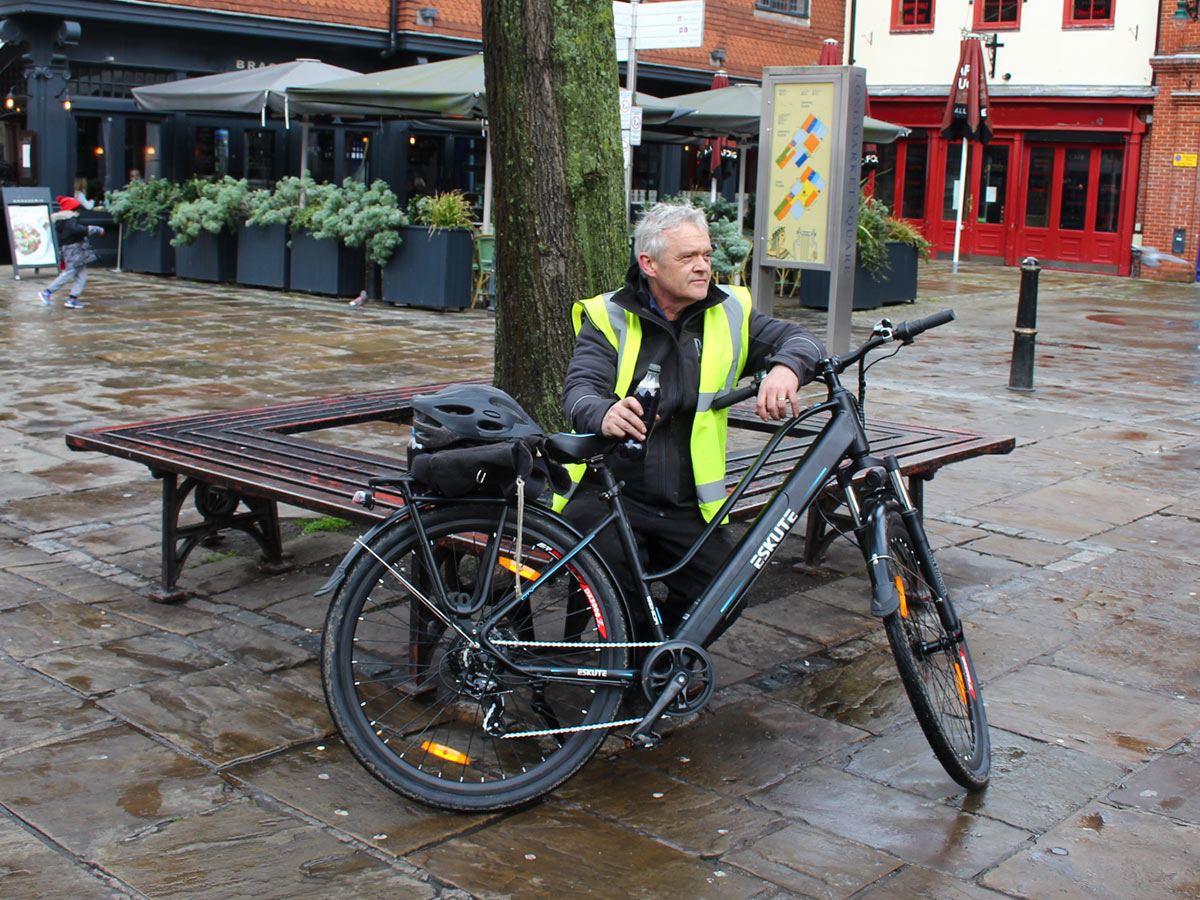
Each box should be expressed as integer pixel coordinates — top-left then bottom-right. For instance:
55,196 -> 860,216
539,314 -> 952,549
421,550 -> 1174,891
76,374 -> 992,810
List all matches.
545,432 -> 613,464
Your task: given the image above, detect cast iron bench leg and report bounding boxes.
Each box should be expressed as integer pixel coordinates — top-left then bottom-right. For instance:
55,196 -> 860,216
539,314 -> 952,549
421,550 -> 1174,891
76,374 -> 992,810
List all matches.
153,472 -> 291,602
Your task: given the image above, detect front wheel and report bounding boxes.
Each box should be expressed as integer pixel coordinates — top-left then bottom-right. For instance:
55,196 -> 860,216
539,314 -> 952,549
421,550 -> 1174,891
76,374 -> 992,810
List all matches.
322,502 -> 629,811
881,509 -> 990,790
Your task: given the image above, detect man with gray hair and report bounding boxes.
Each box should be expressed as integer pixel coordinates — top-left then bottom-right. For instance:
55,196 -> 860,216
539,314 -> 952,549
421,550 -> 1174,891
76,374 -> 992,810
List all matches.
558,201 -> 825,633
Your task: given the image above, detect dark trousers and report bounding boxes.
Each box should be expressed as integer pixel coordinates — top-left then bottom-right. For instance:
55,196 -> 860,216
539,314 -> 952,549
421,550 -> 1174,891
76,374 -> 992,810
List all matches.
562,486 -> 733,633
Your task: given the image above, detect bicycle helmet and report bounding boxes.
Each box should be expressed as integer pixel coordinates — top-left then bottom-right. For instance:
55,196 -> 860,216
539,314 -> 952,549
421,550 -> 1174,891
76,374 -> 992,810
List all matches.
410,384 -> 544,452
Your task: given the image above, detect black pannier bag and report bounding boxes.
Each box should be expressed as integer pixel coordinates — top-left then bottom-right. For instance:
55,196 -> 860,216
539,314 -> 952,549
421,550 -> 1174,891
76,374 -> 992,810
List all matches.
407,385 -> 570,500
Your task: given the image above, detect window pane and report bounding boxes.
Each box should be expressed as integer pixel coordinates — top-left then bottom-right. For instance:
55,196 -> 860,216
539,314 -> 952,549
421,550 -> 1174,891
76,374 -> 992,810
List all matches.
977,144 -> 1008,224
942,142 -> 969,220
981,0 -> 1019,23
1094,148 -> 1122,233
901,141 -> 927,219
306,129 -> 335,183
245,129 -> 274,188
346,131 -> 370,183
126,119 -> 162,184
194,126 -> 230,178
1059,148 -> 1090,231
1072,0 -> 1112,20
901,0 -> 932,25
755,0 -> 810,16
1024,147 -> 1053,228
872,142 -> 897,209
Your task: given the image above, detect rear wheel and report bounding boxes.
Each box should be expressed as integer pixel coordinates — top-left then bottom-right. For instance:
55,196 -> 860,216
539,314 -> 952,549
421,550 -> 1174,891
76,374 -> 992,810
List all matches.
322,503 -> 629,811
881,510 -> 990,790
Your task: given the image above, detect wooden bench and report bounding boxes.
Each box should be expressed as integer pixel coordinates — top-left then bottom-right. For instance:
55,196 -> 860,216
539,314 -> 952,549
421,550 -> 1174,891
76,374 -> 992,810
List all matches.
65,383 -> 1015,599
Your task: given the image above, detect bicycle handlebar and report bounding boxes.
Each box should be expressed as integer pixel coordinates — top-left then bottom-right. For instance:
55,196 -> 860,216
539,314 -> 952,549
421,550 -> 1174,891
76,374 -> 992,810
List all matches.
710,309 -> 957,410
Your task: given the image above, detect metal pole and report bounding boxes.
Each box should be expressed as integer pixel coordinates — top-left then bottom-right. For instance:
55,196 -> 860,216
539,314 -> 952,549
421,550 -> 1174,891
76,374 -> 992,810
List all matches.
952,137 -> 967,274
1008,256 -> 1039,392
624,0 -> 638,225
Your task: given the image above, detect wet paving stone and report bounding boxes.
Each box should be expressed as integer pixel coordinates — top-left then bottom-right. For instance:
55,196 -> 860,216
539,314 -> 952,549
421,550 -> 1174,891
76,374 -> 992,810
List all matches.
0,722 -> 232,857
854,864 -> 1020,900
227,740 -> 493,857
0,598 -> 148,659
96,594 -> 222,635
0,814 -> 135,899
99,663 -> 331,767
846,723 -> 1128,833
1048,613 -> 1200,698
985,664 -> 1200,765
960,532 -> 1070,567
981,803 -> 1200,900
197,621 -> 313,672
1038,550 -> 1200,606
0,657 -> 112,755
1107,742 -> 1200,825
5,558 -> 137,603
754,765 -> 1032,879
634,695 -> 867,797
409,801 -> 767,899
26,632 -> 223,696
743,592 -> 878,647
3,480 -> 163,533
721,822 -> 904,900
555,756 -> 783,857
709,618 -> 823,672
765,642 -> 916,735
0,568 -> 56,611
1092,510 -> 1200,561
94,797 -> 436,900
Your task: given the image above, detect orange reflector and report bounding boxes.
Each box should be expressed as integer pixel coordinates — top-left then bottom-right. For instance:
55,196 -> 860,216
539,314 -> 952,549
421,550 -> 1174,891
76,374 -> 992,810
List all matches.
954,662 -> 968,707
498,556 -> 541,581
895,576 -> 908,618
421,741 -> 470,766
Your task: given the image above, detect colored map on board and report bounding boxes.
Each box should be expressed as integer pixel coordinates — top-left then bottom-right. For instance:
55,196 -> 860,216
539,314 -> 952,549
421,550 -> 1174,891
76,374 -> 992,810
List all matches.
765,82 -> 835,264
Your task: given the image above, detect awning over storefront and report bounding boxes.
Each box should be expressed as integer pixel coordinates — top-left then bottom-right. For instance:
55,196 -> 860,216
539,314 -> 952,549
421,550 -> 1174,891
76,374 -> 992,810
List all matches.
132,59 -> 360,126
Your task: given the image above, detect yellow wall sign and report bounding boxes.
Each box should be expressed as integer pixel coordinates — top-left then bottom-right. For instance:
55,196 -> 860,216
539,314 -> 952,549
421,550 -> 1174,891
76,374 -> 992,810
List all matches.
766,81 -> 835,266
1173,153 -> 1198,168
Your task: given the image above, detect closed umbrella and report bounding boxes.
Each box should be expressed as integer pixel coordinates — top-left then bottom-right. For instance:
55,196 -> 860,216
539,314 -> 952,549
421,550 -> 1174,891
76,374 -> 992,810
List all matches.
817,38 -> 841,66
705,69 -> 731,203
940,37 -> 991,274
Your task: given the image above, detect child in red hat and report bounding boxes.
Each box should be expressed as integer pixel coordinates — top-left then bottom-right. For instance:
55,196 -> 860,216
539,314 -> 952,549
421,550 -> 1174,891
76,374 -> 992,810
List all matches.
38,196 -> 104,309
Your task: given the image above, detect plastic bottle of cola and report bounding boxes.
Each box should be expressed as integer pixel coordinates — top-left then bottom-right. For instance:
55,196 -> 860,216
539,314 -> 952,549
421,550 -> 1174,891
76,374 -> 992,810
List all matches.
618,363 -> 662,460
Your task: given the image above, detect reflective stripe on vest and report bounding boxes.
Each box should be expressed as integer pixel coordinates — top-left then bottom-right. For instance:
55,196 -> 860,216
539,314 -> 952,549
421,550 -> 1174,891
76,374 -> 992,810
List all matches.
553,286 -> 751,521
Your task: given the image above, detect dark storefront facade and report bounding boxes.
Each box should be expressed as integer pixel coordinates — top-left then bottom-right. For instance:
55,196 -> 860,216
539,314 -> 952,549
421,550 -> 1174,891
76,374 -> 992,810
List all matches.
869,89 -> 1152,275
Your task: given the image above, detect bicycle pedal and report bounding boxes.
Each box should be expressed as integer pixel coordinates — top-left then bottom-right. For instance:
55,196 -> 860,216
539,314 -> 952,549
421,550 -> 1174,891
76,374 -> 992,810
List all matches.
626,731 -> 661,750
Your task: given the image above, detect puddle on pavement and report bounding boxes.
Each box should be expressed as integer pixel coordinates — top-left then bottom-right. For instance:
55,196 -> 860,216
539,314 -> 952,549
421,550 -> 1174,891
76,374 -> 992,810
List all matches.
1086,314 -> 1198,331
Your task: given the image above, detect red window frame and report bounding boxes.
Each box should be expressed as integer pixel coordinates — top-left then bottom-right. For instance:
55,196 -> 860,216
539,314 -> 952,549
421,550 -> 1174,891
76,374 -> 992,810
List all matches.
891,0 -> 935,32
1063,0 -> 1114,28
973,0 -> 1021,31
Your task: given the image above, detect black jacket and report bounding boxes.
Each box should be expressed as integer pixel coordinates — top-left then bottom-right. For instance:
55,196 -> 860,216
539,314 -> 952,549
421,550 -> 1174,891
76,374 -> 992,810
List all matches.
562,263 -> 825,510
53,212 -> 90,247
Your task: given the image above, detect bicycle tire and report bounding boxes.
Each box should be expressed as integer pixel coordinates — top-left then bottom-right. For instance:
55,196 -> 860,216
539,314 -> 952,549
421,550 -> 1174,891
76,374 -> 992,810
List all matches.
880,509 -> 990,790
322,502 -> 629,811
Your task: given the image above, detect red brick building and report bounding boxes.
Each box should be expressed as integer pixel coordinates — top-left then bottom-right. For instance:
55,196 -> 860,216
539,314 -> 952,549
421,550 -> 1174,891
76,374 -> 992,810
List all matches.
1142,3 -> 1200,281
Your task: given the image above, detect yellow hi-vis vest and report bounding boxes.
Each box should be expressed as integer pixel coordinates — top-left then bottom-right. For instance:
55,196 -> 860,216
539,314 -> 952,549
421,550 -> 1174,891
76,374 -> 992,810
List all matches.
552,285 -> 751,522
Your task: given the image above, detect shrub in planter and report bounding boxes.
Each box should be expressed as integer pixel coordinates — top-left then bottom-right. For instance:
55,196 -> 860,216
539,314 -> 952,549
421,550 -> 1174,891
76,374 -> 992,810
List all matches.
383,191 -> 474,309
800,194 -> 932,310
169,177 -> 249,282
237,185 -> 294,289
105,178 -> 182,274
289,177 -> 405,296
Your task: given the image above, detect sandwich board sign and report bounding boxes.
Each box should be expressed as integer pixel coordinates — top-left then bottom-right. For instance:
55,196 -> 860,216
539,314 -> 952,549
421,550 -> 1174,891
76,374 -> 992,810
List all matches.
2,187 -> 59,280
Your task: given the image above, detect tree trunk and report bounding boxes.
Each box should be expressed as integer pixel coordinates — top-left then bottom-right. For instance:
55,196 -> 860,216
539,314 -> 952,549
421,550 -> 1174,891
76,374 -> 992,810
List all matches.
481,0 -> 628,431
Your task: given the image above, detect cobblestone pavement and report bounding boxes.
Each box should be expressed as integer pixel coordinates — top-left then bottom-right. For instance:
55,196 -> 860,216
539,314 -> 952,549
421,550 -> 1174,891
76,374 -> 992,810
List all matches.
1,261 -> 1197,899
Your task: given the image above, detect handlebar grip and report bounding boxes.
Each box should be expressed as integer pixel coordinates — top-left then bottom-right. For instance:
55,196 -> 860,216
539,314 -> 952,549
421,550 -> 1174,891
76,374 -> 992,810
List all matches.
711,381 -> 760,411
892,309 -> 956,343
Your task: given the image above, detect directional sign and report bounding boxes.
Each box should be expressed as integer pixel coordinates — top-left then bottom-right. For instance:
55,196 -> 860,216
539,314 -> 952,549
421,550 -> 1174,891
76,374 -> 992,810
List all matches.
614,1 -> 704,60
630,106 -> 643,146
619,89 -> 633,129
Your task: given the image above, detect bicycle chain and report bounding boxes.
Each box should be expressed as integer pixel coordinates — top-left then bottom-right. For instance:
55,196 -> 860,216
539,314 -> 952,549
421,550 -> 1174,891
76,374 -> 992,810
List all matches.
500,717 -> 642,739
489,639 -> 662,649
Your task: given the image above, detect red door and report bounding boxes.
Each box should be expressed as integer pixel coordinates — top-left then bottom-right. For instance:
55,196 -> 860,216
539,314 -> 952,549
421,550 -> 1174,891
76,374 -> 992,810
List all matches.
939,139 -> 1013,261
1015,144 -> 1123,267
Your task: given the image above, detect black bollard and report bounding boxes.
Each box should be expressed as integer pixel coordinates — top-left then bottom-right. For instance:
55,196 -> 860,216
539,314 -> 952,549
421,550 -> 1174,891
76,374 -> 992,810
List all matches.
1008,256 -> 1039,392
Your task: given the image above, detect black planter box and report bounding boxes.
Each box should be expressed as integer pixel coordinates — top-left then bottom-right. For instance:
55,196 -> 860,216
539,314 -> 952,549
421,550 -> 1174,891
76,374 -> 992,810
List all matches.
288,231 -> 364,296
120,224 -> 175,275
381,225 -> 474,309
174,229 -> 238,283
799,242 -> 919,310
237,223 -> 289,289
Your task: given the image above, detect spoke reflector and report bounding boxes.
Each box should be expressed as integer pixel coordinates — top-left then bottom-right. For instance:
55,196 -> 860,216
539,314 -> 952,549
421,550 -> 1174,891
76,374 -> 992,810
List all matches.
895,575 -> 908,618
498,556 -> 542,581
421,741 -> 471,766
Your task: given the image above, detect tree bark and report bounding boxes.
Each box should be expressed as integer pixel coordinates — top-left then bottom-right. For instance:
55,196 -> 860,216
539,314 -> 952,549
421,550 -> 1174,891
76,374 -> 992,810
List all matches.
481,0 -> 628,431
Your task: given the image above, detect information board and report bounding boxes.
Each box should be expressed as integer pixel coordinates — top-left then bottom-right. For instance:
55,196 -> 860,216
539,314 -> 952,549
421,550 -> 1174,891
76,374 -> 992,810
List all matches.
2,187 -> 58,279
